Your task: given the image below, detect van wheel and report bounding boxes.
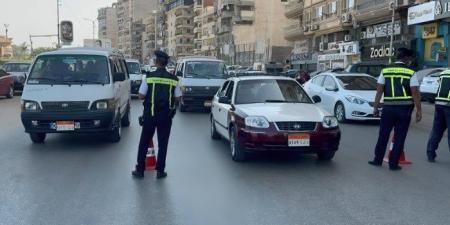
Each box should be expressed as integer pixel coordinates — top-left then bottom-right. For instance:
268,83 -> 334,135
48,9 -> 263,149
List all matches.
6,86 -> 13,98
121,104 -> 131,127
109,118 -> 122,143
30,133 -> 46,143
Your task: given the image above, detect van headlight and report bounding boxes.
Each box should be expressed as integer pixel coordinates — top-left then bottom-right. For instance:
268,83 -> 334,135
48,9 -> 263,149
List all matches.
22,101 -> 40,111
245,116 -> 270,128
322,116 -> 338,128
92,99 -> 116,110
181,86 -> 193,93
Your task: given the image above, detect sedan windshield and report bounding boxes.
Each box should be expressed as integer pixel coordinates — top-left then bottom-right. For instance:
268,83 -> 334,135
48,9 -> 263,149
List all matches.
185,61 -> 226,79
126,62 -> 141,74
4,63 -> 30,72
235,79 -> 312,104
28,55 -> 110,85
336,76 -> 377,91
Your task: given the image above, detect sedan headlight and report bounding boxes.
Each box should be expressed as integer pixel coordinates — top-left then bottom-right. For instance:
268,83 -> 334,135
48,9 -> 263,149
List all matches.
322,116 -> 338,128
245,116 -> 270,128
22,101 -> 40,111
345,96 -> 367,105
91,99 -> 116,110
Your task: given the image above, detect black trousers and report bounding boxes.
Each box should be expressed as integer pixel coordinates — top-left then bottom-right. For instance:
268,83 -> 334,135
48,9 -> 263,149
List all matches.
427,105 -> 450,158
373,105 -> 414,166
136,113 -> 173,173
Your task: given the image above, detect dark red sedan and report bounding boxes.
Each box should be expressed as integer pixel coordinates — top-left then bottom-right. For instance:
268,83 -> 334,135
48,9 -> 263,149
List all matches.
0,69 -> 14,98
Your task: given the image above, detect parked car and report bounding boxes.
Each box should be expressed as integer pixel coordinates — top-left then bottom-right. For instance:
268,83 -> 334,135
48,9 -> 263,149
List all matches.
126,59 -> 144,95
0,69 -> 14,98
175,56 -> 227,112
282,69 -> 299,78
210,76 -> 341,161
345,63 -> 385,77
2,61 -> 31,91
419,68 -> 447,103
304,71 -> 380,122
21,48 -> 131,143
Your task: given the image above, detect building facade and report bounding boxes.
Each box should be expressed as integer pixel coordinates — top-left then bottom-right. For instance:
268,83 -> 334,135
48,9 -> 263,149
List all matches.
0,36 -> 13,58
98,5 -> 118,48
193,0 -> 216,56
165,0 -> 195,58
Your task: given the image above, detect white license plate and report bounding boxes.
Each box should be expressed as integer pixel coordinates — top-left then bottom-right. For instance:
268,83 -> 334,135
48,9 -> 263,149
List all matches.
288,134 -> 310,147
56,121 -> 75,131
204,101 -> 212,107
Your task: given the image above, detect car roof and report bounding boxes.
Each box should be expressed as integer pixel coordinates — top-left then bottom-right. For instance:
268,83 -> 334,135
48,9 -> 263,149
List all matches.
228,75 -> 295,82
319,72 -> 374,78
177,56 -> 223,63
38,47 -> 123,57
4,61 -> 31,64
126,59 -> 140,63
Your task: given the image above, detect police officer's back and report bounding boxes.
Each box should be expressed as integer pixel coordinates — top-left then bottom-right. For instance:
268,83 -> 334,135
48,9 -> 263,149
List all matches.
426,69 -> 450,162
132,51 -> 180,179
369,48 -> 422,170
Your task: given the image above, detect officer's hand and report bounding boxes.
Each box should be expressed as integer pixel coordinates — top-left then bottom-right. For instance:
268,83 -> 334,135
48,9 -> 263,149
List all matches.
373,107 -> 380,117
416,110 -> 422,122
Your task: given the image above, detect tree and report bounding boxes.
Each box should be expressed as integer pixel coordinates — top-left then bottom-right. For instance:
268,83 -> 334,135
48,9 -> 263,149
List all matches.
31,47 -> 57,57
12,42 -> 31,60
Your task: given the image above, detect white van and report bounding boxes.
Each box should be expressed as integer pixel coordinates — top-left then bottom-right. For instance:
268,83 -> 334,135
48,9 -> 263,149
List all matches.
175,56 -> 227,111
21,48 -> 131,143
125,58 -> 145,95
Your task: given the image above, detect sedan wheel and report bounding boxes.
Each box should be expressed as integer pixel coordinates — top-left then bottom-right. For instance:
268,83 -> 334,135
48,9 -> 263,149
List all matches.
6,86 -> 14,98
210,116 -> 220,140
334,103 -> 346,123
230,128 -> 246,162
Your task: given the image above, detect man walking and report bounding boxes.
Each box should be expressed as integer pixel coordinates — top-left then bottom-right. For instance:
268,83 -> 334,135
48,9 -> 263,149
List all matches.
369,48 -> 422,171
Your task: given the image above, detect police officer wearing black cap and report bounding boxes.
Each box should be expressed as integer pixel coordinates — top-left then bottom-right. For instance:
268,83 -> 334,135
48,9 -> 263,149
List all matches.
426,69 -> 450,162
369,48 -> 422,171
132,50 -> 181,179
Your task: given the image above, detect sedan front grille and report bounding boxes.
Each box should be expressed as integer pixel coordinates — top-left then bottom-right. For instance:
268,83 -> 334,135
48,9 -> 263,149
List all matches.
41,101 -> 90,112
275,122 -> 317,132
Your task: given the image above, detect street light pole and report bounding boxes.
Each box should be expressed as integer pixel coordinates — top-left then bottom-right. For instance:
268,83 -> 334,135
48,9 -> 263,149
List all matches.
153,10 -> 158,50
389,1 -> 396,64
83,18 -> 96,41
57,0 -> 61,48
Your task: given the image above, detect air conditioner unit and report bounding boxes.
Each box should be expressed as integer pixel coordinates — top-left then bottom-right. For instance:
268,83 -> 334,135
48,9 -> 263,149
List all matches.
311,25 -> 319,31
344,35 -> 351,42
396,0 -> 409,7
319,42 -> 324,51
341,13 -> 352,23
360,31 -> 367,39
303,25 -> 309,32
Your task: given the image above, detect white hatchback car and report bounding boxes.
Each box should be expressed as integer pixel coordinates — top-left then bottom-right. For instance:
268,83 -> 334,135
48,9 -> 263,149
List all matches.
419,68 -> 446,103
304,72 -> 380,122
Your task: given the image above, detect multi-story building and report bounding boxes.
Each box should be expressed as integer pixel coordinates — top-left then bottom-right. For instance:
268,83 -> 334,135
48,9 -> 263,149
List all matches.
215,0 -> 291,66
98,5 -> 118,48
117,0 -> 132,57
193,0 -> 216,56
131,20 -> 146,61
0,36 -> 13,58
165,0 -> 195,58
142,14 -> 158,62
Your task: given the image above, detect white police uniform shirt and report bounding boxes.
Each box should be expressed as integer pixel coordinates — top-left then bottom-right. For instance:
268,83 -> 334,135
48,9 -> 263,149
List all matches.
377,62 -> 419,87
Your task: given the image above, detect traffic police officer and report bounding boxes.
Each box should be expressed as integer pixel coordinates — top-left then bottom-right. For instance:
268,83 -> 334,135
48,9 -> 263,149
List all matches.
132,50 -> 181,179
369,48 -> 422,171
426,69 -> 450,162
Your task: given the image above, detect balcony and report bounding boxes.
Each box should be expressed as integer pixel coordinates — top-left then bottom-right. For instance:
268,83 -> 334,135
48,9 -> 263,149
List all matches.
175,20 -> 195,28
284,21 -> 304,40
238,0 -> 255,7
217,25 -> 232,34
284,1 -> 304,19
221,0 -> 236,8
233,10 -> 254,24
220,10 -> 234,18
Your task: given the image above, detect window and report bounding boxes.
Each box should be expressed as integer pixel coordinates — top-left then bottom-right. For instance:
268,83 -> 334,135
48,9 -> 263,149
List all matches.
347,0 -> 355,9
225,81 -> 234,99
0,69 -> 7,77
336,76 -> 377,90
312,75 -> 325,86
323,76 -> 337,89
218,81 -> 230,97
331,1 -> 337,14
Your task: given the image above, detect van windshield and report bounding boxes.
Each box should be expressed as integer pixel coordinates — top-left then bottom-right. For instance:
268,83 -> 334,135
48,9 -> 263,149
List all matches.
185,61 -> 226,79
126,62 -> 141,74
28,55 -> 110,85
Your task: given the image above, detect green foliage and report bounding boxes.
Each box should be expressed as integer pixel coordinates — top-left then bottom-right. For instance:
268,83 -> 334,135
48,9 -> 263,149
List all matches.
31,47 -> 58,57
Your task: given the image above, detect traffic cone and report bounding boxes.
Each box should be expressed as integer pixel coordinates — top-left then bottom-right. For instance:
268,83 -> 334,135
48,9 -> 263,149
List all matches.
145,140 -> 157,171
383,133 -> 412,165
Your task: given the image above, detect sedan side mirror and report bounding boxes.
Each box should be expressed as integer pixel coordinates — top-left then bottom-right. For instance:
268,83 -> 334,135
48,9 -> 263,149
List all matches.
325,86 -> 338,92
113,72 -> 126,82
218,96 -> 231,104
312,95 -> 321,103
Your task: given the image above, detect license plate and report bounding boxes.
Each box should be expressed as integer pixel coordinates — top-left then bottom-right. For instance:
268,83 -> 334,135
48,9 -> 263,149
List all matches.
288,134 -> 310,147
204,101 -> 212,107
56,121 -> 75,131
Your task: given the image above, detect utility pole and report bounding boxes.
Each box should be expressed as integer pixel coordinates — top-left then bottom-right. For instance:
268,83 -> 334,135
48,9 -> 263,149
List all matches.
83,18 -> 96,40
57,0 -> 61,48
3,24 -> 9,38
388,1 -> 396,64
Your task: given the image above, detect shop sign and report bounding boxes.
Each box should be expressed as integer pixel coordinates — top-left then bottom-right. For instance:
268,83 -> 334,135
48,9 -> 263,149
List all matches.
328,42 -> 341,51
361,43 -> 408,61
339,42 -> 360,55
291,52 -> 312,61
435,0 -> 450,19
408,1 -> 436,25
361,21 -> 401,39
423,23 -> 438,39
292,40 -> 309,54
318,53 -> 345,61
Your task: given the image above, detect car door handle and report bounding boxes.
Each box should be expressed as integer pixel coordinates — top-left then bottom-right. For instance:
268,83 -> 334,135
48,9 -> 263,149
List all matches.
219,108 -> 221,112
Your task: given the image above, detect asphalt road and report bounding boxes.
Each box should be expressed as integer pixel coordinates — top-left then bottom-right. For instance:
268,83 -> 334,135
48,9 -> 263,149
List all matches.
0,97 -> 449,225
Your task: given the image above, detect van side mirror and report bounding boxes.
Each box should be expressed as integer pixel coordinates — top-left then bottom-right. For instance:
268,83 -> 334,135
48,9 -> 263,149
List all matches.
176,71 -> 183,77
113,72 -> 126,82
141,69 -> 146,74
218,96 -> 231,104
312,95 -> 321,103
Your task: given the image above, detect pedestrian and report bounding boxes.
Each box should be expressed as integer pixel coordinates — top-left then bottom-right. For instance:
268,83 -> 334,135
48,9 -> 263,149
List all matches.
426,69 -> 450,162
368,48 -> 422,171
132,50 -> 181,179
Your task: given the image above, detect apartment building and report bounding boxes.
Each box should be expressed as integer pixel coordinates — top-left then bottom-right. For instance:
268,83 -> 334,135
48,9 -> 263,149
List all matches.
142,14 -> 158,62
193,0 -> 203,54
165,0 -> 195,58
216,0 -> 291,66
193,0 -> 216,56
98,5 -> 118,48
117,0 -> 132,57
0,36 -> 13,58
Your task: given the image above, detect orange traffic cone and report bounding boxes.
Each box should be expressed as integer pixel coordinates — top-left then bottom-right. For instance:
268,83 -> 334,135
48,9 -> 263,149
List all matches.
383,133 -> 412,165
145,140 -> 157,171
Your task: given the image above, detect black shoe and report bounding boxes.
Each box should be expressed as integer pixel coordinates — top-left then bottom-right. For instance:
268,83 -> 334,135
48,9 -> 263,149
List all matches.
156,171 -> 167,179
132,170 -> 144,179
368,161 -> 382,167
389,165 -> 402,171
427,156 -> 436,163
